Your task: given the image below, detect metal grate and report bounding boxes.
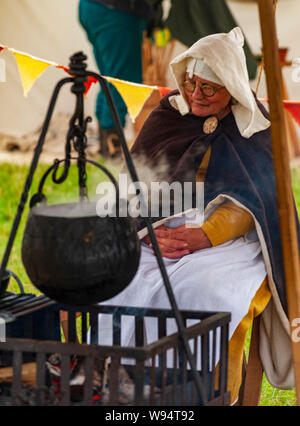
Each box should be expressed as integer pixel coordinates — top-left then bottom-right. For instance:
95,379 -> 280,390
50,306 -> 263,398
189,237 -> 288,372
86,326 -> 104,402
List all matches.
0,302 -> 231,406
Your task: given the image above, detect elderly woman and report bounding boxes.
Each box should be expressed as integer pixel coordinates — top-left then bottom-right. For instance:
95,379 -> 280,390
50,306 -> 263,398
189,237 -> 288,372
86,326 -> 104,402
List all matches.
98,28 -> 296,404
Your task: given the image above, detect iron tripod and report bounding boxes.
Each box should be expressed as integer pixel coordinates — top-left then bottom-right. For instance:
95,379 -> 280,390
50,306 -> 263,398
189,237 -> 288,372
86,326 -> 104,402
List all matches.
0,51 -> 209,405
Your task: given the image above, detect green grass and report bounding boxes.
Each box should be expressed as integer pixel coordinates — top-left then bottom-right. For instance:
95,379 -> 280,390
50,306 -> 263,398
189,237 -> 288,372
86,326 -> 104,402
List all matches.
244,329 -> 297,406
259,377 -> 296,406
1,161 -> 300,405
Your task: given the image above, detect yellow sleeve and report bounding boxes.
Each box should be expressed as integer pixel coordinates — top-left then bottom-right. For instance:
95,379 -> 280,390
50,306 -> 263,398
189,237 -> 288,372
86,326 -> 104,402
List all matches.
201,201 -> 255,247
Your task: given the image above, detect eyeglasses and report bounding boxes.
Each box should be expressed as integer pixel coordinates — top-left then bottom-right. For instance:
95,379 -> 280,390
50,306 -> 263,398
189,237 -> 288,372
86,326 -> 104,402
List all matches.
183,80 -> 224,97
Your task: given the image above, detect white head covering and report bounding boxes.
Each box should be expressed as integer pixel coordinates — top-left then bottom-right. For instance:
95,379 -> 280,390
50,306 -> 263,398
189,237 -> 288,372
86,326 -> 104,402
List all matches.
169,27 -> 270,138
186,58 -> 223,86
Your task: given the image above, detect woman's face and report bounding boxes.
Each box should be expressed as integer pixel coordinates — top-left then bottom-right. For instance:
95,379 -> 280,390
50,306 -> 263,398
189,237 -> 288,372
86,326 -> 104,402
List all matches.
183,73 -> 232,118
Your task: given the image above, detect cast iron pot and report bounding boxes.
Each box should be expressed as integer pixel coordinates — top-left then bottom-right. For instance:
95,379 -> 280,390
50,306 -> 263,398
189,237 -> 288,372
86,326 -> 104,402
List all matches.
21,201 -> 141,306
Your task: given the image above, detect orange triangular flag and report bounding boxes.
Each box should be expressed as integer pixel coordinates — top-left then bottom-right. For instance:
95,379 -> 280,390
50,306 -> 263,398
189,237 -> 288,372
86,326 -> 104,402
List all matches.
105,76 -> 156,122
259,97 -> 300,128
158,86 -> 172,97
84,75 -> 98,96
283,101 -> 300,127
12,50 -> 54,96
56,64 -> 98,96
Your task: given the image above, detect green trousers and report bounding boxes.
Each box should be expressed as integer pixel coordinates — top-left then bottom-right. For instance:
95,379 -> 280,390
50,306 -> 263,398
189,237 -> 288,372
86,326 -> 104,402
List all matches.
79,0 -> 148,129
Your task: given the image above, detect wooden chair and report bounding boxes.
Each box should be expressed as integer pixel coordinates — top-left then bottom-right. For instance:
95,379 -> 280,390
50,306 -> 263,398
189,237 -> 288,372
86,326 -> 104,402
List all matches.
237,314 -> 264,406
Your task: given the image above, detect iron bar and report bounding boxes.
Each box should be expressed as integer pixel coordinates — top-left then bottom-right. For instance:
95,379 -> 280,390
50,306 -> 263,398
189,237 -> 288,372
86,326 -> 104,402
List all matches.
0,77 -> 73,297
210,328 -> 217,401
83,356 -> 94,406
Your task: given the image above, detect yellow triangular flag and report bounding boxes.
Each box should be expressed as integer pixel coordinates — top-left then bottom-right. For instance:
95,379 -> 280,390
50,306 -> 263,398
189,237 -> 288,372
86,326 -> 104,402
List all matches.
12,50 -> 54,97
105,76 -> 156,122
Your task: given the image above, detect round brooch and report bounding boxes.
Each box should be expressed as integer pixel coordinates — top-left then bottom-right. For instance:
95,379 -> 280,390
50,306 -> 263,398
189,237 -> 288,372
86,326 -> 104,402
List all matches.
203,116 -> 219,134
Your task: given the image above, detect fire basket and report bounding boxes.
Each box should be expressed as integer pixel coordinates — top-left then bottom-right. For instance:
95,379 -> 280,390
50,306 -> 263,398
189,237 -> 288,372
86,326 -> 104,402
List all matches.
0,51 -> 228,405
21,170 -> 140,306
0,304 -> 231,406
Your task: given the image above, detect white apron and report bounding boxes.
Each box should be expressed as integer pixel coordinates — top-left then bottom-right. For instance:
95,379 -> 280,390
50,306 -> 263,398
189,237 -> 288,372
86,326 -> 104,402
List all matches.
95,218 -> 266,367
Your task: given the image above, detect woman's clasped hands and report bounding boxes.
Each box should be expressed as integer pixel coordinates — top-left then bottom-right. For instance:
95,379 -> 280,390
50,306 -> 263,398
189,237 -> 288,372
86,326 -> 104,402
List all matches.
143,224 -> 212,259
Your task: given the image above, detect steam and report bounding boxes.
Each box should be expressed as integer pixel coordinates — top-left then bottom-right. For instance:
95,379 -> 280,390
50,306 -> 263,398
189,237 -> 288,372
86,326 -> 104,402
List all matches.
94,153 -> 173,216
128,152 -> 171,187
119,153 -> 172,217
32,201 -> 98,218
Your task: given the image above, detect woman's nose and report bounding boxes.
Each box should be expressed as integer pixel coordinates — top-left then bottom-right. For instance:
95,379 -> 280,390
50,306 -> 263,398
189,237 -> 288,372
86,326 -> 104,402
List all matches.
192,86 -> 204,99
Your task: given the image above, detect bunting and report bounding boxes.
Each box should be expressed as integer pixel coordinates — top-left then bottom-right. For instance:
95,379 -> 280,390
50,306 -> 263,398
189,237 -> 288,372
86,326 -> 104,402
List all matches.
1,43 -> 300,127
158,86 -> 172,97
12,50 -> 54,96
56,64 -> 98,97
0,45 -> 58,96
0,44 -> 159,120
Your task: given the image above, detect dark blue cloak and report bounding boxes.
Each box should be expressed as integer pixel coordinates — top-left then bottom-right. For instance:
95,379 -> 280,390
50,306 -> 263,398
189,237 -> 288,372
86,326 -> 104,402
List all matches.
131,90 -> 300,315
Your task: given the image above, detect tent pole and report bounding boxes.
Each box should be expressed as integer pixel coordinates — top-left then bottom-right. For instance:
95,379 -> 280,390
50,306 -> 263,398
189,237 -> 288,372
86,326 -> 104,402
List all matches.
258,0 -> 300,404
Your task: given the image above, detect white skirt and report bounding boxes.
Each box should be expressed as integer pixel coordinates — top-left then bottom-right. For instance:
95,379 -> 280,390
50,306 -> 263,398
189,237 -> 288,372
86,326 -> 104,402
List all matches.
95,228 -> 267,360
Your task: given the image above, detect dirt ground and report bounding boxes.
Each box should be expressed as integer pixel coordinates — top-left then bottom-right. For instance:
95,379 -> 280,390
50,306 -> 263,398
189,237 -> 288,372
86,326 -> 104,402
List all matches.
0,112 -> 100,165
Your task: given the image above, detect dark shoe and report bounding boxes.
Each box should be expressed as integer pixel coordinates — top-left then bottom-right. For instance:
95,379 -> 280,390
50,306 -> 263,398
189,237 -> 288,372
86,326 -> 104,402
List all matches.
99,126 -> 122,159
98,123 -> 109,157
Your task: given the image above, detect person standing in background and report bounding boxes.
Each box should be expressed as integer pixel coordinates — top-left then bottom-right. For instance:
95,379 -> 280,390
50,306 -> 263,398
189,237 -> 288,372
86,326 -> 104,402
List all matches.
78,0 -> 162,158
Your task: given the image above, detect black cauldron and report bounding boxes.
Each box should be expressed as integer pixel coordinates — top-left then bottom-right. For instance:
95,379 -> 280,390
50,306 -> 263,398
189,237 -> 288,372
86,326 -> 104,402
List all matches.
21,202 -> 141,306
